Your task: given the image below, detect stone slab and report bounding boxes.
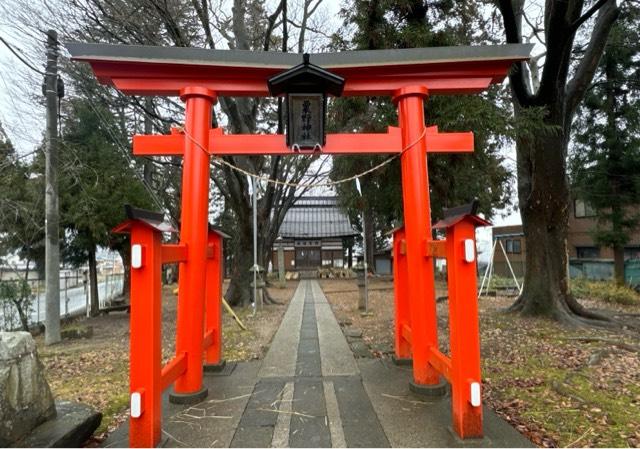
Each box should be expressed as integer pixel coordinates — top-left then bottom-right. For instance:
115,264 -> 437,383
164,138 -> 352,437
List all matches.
311,282 -> 359,377
103,361 -> 261,448
293,379 -> 326,417
332,377 -> 380,426
344,328 -> 363,338
259,283 -> 305,378
342,423 -> 390,448
289,416 -> 332,448
358,358 -> 534,448
238,380 -> 286,427
230,425 -> 274,448
16,400 -> 101,448
349,341 -> 371,358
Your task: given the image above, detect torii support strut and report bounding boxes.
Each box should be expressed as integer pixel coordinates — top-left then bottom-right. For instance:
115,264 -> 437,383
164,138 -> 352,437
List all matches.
113,207 -> 226,447
68,41 -> 532,447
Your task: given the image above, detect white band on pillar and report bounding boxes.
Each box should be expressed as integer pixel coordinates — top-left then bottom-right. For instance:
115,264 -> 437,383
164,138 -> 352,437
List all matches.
470,382 -> 481,407
464,239 -> 475,263
132,244 -> 143,269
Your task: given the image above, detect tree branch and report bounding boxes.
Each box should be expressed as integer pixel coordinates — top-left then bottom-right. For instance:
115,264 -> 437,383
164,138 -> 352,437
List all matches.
570,0 -> 610,32
497,0 -> 533,105
232,0 -> 249,50
566,0 -> 619,116
263,0 -> 284,51
536,0 -> 577,105
192,0 -> 216,49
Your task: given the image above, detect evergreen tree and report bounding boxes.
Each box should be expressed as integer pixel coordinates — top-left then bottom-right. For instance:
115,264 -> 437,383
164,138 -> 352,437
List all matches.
60,96 -> 153,315
570,4 -> 640,285
0,123 -> 45,273
0,122 -> 43,330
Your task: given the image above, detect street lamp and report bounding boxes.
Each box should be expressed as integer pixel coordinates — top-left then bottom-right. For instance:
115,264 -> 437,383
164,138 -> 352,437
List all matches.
268,53 -> 345,151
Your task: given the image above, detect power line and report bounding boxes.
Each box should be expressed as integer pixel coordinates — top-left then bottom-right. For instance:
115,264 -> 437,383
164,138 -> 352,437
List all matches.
0,149 -> 41,171
0,71 -> 40,142
0,34 -> 45,75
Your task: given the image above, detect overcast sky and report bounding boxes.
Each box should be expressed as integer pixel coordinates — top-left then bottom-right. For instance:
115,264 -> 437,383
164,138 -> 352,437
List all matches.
0,1 -> 522,228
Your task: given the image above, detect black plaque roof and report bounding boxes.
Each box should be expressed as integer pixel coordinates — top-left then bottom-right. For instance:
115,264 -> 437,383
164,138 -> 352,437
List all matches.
268,53 -> 345,96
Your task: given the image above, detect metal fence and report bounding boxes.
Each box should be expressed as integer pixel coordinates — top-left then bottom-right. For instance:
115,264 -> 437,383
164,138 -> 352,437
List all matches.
625,259 -> 640,287
0,273 -> 125,331
568,259 -> 640,287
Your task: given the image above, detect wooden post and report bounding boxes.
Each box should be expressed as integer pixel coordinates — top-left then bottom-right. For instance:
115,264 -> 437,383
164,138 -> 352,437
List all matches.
393,227 -> 411,362
446,219 -> 483,438
129,223 -> 163,447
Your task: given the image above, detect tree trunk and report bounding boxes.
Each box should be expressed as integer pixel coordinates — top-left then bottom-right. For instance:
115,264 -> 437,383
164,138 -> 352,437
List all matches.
613,245 -> 625,286
224,218 -> 253,307
509,120 -> 609,326
118,246 -> 131,300
364,207 -> 375,273
13,299 -> 31,332
88,246 -> 100,317
12,261 -> 31,331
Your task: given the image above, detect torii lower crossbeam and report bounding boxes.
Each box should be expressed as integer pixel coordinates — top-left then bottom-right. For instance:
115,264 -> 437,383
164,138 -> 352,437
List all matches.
132,126 -> 474,156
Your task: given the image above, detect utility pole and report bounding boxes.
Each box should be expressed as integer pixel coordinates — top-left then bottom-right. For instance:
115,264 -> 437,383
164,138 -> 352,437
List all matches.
44,30 -> 61,345
355,178 -> 369,312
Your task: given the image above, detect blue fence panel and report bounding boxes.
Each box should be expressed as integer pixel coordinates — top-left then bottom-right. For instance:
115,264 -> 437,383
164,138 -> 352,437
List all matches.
625,259 -> 640,287
569,259 -> 614,281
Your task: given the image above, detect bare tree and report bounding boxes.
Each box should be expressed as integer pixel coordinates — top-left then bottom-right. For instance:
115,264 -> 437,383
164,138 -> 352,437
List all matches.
497,0 -> 620,325
2,0 -> 335,306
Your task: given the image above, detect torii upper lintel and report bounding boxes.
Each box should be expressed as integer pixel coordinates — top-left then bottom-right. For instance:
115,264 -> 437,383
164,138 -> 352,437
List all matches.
66,42 -> 532,96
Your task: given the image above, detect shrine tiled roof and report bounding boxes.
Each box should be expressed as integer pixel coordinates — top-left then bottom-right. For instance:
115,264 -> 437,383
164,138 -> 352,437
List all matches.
278,197 -> 357,239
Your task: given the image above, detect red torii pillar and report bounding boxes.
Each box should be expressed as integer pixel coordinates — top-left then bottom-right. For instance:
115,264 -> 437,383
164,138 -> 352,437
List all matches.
204,225 -> 226,370
170,87 -> 217,403
394,86 -> 443,391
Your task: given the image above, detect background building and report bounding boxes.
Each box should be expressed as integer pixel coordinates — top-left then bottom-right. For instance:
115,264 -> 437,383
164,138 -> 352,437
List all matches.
491,199 -> 640,284
490,225 -> 526,278
271,197 -> 357,272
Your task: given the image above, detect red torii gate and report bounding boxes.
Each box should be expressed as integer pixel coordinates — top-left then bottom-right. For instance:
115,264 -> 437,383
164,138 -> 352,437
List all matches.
68,42 -> 531,447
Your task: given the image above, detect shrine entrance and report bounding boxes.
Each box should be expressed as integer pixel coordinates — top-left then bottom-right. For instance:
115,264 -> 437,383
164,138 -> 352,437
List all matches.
68,42 -> 532,448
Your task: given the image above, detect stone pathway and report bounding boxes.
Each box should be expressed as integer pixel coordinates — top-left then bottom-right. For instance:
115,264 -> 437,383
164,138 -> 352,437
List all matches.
231,281 -> 389,448
104,280 -> 532,448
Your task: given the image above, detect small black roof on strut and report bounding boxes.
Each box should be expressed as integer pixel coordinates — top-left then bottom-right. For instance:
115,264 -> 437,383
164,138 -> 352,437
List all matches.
267,53 -> 345,96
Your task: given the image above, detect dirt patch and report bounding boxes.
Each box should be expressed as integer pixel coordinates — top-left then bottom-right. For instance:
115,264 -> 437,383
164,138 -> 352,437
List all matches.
319,277 -> 640,448
35,281 -> 298,445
